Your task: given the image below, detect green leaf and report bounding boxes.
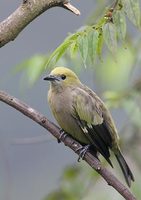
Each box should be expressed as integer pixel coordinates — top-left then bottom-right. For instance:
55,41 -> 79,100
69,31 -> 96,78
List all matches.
103,22 -> 117,53
97,30 -> 104,59
13,55 -> 46,86
122,0 -> 140,28
46,41 -> 71,68
55,43 -> 70,63
26,55 -> 46,85
46,33 -> 79,68
70,41 -> 78,58
78,34 -> 88,64
114,10 -> 126,40
88,30 -> 99,63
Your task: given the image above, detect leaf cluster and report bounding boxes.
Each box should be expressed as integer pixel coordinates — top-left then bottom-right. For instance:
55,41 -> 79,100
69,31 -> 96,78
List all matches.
45,0 -> 140,67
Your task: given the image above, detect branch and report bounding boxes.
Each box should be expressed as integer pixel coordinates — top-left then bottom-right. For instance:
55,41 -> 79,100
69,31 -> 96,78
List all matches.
0,0 -> 80,48
0,90 -> 136,200
104,0 -> 120,21
111,0 -> 119,10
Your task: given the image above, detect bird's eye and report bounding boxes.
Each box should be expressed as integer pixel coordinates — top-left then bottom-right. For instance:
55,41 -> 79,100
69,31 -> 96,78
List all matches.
61,74 -> 66,80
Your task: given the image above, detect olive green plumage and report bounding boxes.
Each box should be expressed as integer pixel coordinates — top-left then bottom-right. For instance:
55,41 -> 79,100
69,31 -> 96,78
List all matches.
44,67 -> 134,187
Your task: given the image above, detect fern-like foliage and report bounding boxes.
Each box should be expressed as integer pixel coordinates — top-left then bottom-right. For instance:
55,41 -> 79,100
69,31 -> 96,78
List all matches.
45,0 -> 140,67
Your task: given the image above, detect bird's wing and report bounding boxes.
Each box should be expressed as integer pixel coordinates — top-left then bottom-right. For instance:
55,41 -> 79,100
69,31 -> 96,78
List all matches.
72,86 -> 113,166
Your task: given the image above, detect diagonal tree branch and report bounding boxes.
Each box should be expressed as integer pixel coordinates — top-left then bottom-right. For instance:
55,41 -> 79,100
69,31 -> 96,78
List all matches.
0,0 -> 80,48
0,90 -> 136,200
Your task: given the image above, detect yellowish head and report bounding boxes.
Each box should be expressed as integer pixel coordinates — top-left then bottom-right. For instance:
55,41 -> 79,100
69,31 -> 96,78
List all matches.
44,67 -> 81,87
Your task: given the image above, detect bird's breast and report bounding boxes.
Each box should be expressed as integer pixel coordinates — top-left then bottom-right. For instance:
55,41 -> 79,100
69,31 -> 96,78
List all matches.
48,89 -> 90,144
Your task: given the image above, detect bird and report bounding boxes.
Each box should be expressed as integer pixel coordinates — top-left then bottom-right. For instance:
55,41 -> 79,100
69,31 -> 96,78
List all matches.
44,66 -> 134,187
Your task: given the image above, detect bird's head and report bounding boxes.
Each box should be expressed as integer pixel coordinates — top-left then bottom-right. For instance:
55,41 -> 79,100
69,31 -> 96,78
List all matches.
44,67 -> 81,88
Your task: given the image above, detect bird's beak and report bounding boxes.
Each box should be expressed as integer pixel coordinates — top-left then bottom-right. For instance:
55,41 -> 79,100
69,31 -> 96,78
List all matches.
43,74 -> 59,81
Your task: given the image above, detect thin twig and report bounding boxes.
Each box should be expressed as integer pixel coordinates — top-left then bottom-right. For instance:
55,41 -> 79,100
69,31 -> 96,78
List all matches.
112,0 -> 119,10
104,0 -> 120,21
0,0 -> 80,48
0,90 -> 136,200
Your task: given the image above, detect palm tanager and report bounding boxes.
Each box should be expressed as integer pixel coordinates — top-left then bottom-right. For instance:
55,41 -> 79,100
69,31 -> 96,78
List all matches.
44,67 -> 134,187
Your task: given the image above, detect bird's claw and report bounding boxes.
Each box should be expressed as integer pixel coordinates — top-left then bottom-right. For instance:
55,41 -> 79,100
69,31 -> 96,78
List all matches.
75,145 -> 90,162
58,129 -> 68,143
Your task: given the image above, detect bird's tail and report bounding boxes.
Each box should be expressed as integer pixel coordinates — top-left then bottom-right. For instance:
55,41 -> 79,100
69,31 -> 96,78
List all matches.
115,150 -> 134,187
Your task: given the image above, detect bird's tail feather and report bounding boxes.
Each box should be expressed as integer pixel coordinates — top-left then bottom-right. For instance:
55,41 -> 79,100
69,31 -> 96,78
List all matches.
115,150 -> 134,187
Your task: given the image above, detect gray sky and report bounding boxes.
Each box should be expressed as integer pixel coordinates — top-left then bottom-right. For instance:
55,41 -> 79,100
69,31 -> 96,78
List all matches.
0,1 -> 96,200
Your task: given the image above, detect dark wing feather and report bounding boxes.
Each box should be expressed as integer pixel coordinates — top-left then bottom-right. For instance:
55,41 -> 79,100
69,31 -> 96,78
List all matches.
93,121 -> 112,147
78,120 -> 113,167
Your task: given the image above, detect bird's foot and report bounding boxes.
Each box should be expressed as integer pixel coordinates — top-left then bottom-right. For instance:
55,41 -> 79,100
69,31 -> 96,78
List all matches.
57,129 -> 68,143
75,144 -> 90,162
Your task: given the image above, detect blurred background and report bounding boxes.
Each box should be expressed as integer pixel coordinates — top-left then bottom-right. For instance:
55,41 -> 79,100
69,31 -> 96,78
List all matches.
0,0 -> 141,199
